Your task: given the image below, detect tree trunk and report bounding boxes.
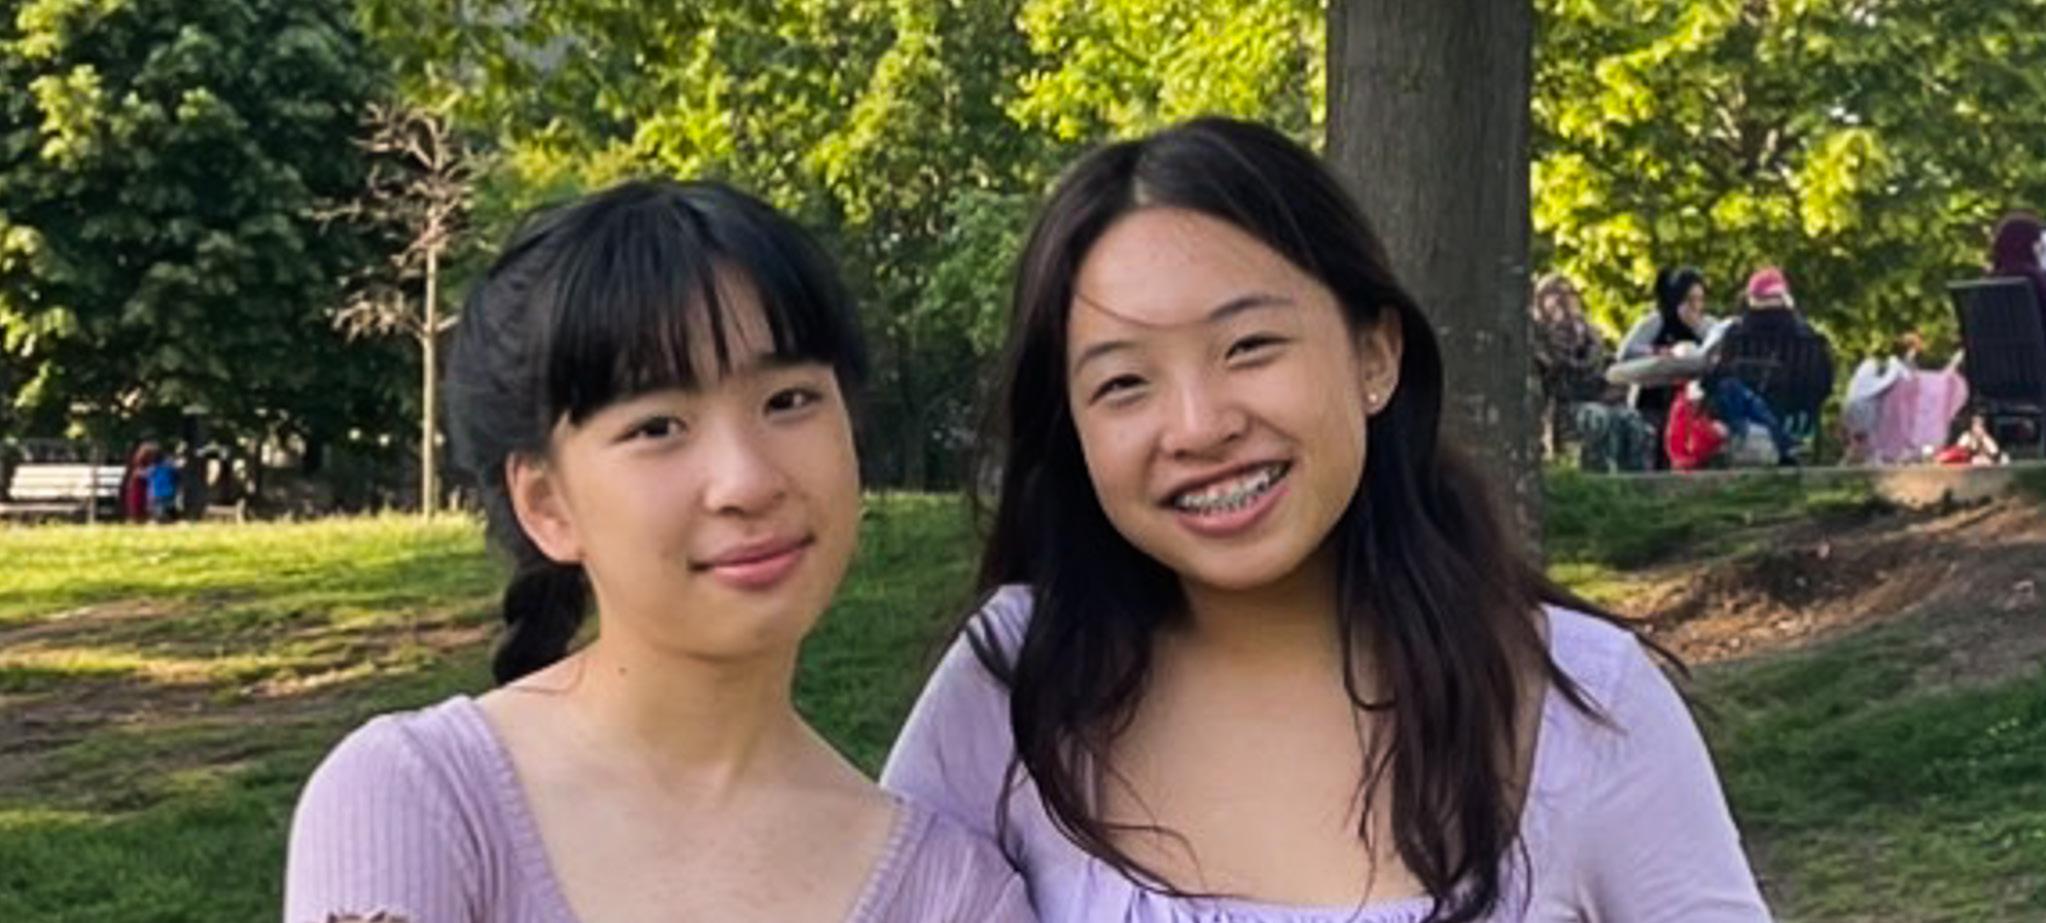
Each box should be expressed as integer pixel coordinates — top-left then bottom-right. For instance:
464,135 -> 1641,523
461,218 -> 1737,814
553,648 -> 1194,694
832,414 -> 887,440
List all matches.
421,249 -> 440,518
1326,0 -> 1542,540
895,333 -> 928,490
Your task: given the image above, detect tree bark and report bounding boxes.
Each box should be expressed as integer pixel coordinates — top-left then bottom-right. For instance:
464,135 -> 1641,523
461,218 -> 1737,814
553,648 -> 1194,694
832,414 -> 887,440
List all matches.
1326,0 -> 1543,540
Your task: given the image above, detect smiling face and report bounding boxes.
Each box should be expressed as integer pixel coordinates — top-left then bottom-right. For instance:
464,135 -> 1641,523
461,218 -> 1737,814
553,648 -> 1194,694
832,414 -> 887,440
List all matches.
1063,207 -> 1400,596
507,273 -> 861,663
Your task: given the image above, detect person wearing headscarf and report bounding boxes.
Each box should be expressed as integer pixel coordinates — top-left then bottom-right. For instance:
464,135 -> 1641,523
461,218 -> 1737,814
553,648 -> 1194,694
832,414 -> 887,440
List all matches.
1618,266 -> 1726,467
1988,211 -> 2046,335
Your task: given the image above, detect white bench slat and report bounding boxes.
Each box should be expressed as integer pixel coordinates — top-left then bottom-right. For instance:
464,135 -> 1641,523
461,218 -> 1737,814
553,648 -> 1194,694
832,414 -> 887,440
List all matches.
6,464 -> 128,501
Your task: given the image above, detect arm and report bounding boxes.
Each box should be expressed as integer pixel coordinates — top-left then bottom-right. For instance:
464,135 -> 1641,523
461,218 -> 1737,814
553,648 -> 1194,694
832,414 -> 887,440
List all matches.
1700,317 -> 1733,356
1618,314 -> 1661,361
283,719 -> 480,923
1573,646 -> 1771,921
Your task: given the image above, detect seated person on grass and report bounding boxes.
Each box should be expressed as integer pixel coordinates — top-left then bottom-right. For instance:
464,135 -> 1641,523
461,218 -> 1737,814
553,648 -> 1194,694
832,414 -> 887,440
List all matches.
1667,378 -> 1797,470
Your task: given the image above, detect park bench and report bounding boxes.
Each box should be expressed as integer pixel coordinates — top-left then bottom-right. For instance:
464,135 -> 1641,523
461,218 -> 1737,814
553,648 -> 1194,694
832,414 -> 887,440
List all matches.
0,461 -> 127,522
1949,277 -> 2046,457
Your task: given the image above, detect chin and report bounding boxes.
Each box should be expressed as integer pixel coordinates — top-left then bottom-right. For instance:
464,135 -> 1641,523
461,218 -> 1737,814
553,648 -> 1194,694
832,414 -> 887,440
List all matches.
1157,545 -> 1315,596
669,583 -> 838,663
683,609 -> 820,663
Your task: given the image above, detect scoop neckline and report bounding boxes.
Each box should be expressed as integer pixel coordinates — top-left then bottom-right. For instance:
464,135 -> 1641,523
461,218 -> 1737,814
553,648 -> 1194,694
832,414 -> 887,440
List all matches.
446,694 -> 919,923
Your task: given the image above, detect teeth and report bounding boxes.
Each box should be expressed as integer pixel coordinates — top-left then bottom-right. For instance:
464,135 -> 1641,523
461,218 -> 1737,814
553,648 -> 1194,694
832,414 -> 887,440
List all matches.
1173,464 -> 1287,514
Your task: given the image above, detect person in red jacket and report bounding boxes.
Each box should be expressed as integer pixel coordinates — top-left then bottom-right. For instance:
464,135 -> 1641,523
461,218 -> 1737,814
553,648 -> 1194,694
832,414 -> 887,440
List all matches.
121,441 -> 158,523
1666,381 -> 1728,470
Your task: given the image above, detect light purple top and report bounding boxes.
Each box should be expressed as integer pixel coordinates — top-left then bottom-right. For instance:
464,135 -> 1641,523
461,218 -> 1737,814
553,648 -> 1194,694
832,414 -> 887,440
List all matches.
880,585 -> 1772,922
285,695 -> 1034,923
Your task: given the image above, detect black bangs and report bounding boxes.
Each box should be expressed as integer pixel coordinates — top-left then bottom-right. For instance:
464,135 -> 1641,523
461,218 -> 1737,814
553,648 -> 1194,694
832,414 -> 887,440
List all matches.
534,179 -> 866,426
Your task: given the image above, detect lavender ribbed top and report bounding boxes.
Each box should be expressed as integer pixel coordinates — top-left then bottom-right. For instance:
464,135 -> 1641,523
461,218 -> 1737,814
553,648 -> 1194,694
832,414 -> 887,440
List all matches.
285,696 -> 1033,923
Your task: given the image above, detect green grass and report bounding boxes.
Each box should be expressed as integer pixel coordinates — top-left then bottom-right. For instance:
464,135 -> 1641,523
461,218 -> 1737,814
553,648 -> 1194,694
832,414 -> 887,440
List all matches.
1547,469 -> 2046,918
3,485 -> 2041,921
1700,626 -> 2046,919
0,515 -> 494,626
795,494 -> 980,770
2016,464 -> 2046,504
1543,467 -> 1886,570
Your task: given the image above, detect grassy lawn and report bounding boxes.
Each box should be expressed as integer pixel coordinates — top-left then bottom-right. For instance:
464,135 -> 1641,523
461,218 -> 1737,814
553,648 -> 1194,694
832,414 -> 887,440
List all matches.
1548,469 -> 2046,919
1705,624 -> 2046,918
2,481 -> 2040,921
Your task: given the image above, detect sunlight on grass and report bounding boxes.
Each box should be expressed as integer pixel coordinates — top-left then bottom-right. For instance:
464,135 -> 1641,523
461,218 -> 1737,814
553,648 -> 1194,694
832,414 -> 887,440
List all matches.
1546,560 -> 1640,608
0,647 -> 291,686
0,514 -> 489,625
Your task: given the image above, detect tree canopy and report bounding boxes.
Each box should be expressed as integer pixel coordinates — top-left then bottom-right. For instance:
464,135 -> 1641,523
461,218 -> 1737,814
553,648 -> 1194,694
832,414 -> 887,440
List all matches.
0,0 -> 407,446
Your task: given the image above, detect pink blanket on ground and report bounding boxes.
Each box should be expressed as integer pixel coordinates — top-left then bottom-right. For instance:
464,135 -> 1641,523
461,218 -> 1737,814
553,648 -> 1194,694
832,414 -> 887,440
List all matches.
1871,369 -> 1968,463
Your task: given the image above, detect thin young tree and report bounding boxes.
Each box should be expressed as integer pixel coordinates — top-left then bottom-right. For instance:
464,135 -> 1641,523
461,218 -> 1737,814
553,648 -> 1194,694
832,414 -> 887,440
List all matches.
330,98 -> 484,516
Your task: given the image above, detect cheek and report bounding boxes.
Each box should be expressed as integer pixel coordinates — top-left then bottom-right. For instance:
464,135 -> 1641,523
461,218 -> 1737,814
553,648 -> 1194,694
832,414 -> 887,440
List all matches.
607,466 -> 695,545
1072,411 -> 1149,508
1283,355 -> 1371,470
568,463 -> 693,592
784,415 -> 861,508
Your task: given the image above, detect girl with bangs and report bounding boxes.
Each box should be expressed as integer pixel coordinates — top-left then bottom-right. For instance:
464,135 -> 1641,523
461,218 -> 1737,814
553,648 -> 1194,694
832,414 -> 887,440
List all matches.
883,120 -> 1769,922
285,180 -> 1032,923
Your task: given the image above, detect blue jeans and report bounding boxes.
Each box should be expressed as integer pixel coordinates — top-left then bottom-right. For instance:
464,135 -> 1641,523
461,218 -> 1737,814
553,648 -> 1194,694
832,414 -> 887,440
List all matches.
1707,378 -> 1796,461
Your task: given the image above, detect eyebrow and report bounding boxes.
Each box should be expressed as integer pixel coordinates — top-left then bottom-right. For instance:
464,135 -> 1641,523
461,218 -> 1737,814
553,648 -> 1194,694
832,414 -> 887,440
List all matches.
1069,293 -> 1294,375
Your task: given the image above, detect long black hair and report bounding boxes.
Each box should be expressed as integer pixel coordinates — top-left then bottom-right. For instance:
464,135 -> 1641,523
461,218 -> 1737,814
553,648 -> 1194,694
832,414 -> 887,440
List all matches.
971,117 -> 1637,922
443,179 -> 866,684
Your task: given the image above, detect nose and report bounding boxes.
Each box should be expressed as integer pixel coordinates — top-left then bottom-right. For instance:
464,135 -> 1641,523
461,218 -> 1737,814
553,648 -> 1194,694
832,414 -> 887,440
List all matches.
698,419 -> 790,517
1157,371 -> 1247,459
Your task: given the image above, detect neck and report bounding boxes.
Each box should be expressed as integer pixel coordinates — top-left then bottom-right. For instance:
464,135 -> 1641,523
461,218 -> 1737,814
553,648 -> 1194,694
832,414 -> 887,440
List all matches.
551,624 -> 812,798
1173,543 -> 1347,674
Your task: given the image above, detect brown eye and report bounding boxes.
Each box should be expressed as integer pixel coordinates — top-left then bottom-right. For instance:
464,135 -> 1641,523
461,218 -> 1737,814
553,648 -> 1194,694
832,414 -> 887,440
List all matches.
624,416 -> 686,442
1092,375 -> 1144,403
766,386 -> 824,414
1226,334 -> 1287,359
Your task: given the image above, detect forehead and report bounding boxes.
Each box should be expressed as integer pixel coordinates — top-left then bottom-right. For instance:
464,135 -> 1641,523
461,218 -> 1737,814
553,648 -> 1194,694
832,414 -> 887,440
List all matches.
1069,208 -> 1324,337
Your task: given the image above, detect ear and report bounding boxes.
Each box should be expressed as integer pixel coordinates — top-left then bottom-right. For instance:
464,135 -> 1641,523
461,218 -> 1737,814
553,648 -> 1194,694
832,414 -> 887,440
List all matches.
506,452 -> 583,564
1355,309 -> 1405,415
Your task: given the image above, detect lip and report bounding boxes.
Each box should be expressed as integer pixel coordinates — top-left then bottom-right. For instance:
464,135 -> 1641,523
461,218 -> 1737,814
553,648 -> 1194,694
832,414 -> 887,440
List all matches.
1158,460 -> 1291,507
1169,471 -> 1289,538
694,535 -> 814,590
